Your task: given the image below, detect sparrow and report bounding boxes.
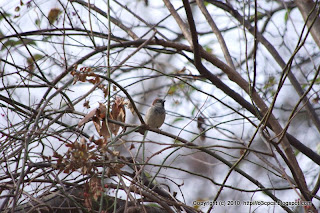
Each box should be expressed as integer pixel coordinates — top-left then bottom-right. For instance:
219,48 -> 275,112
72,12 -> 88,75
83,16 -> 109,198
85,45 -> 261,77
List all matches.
145,98 -> 166,128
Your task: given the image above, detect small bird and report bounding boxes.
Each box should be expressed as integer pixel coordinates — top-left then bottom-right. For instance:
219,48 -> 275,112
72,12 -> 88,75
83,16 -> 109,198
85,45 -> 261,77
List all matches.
145,98 -> 166,128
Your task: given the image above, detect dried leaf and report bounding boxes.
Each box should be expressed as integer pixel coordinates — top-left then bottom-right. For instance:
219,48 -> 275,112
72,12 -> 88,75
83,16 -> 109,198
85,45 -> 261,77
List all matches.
83,100 -> 90,109
117,106 -> 126,123
26,54 -> 44,73
109,97 -> 126,135
113,151 -> 120,156
79,73 -> 86,82
98,103 -> 107,119
197,116 -> 205,130
92,117 -> 101,135
48,8 -> 61,25
124,99 -> 135,114
95,76 -> 100,84
197,116 -> 206,141
100,119 -> 110,140
78,108 -> 98,127
312,96 -> 320,104
177,67 -> 186,74
73,64 -> 78,71
102,86 -> 108,98
94,138 -> 104,146
88,76 -> 100,84
129,143 -> 135,150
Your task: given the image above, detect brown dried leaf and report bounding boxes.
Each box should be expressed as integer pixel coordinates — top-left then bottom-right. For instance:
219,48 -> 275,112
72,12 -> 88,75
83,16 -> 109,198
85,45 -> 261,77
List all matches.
129,143 -> 135,150
111,97 -> 125,120
117,106 -> 126,123
83,100 -> 90,109
98,103 -> 107,119
78,108 -> 98,127
100,119 -> 110,140
112,151 -> 120,156
197,116 -> 205,129
79,73 -> 87,82
88,76 -> 100,84
88,79 -> 95,84
197,116 -> 206,141
124,99 -> 135,114
312,96 -> 320,104
108,123 -> 117,136
48,8 -> 61,25
95,76 -> 100,84
115,96 -> 123,106
109,97 -> 126,135
176,66 -> 186,74
94,138 -> 104,146
73,64 -> 78,71
70,70 -> 76,76
102,86 -> 108,98
92,117 -> 101,135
